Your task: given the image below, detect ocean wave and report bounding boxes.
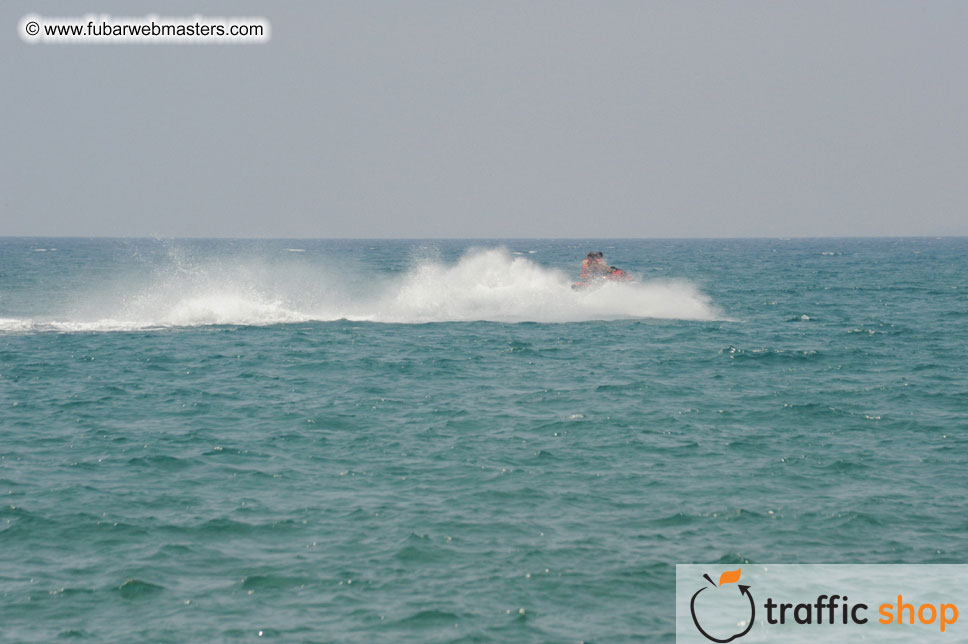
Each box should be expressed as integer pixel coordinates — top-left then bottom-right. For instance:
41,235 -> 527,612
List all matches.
0,248 -> 722,332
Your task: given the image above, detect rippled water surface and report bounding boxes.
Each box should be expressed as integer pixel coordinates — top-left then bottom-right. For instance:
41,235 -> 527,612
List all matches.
1,238 -> 966,642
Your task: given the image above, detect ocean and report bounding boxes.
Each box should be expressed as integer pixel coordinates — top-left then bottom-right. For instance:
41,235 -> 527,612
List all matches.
1,237 -> 965,642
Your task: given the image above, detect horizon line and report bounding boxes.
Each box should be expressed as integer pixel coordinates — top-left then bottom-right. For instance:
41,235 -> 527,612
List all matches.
2,234 -> 966,241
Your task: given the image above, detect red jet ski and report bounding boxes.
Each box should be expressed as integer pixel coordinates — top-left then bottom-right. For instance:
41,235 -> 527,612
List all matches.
572,266 -> 634,290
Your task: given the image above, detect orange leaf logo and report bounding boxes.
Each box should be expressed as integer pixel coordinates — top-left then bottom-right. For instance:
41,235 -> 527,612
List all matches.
718,568 -> 741,586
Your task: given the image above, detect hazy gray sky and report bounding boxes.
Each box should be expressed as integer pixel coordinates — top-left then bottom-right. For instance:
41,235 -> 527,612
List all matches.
3,1 -> 966,238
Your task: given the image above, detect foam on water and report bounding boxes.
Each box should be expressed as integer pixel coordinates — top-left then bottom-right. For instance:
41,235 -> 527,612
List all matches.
364,248 -> 718,323
0,317 -> 35,333
0,247 -> 720,332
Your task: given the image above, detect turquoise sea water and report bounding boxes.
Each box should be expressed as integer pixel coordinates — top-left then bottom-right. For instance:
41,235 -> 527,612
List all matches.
1,238 -> 965,642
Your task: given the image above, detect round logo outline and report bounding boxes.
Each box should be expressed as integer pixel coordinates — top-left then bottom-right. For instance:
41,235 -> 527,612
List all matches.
689,582 -> 755,643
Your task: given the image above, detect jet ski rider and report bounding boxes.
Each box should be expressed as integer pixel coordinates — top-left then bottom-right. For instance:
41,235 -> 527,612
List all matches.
580,251 -> 610,280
